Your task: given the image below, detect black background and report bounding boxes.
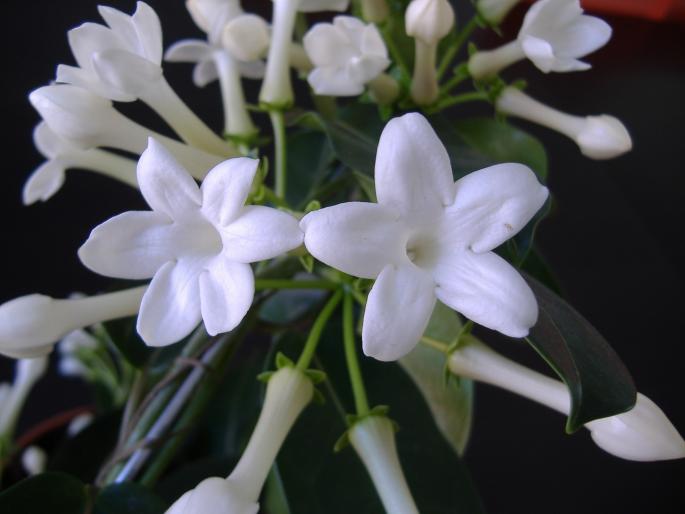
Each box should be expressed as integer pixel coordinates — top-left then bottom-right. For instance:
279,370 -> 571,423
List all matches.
0,1 -> 683,512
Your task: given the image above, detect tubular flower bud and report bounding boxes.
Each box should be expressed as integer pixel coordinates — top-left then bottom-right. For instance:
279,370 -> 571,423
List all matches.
476,0 -> 521,25
496,87 -> 632,159
0,357 -> 49,438
222,14 -> 270,62
0,288 -> 145,359
447,339 -> 685,461
165,367 -> 313,514
468,0 -> 611,79
349,416 -> 420,514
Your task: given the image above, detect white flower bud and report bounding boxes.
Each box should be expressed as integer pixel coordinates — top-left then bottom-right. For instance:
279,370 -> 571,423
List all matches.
165,477 -> 258,514
405,0 -> 455,45
0,288 -> 145,359
349,416 -> 420,514
496,87 -> 632,160
186,0 -> 242,37
22,446 -> 48,476
222,14 -> 270,62
476,0 -> 521,25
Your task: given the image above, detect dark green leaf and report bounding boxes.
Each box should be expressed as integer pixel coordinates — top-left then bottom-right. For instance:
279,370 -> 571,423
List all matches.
525,275 -> 637,432
504,196 -> 552,266
259,288 -> 327,325
286,130 -> 335,208
399,302 -> 474,455
102,316 -> 152,368
94,482 -> 166,514
0,472 -> 88,514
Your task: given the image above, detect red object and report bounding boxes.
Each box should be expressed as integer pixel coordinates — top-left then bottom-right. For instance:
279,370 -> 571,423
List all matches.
524,0 -> 685,22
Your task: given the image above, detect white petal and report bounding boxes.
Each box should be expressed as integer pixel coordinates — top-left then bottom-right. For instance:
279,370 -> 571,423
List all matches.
307,67 -> 364,96
33,122 -> 77,159
55,64 -> 135,102
220,206 -> 303,263
520,35 -> 556,73
359,23 -> 389,59
132,2 -> 163,64
362,263 -> 436,361
199,259 -> 254,335
298,0 -> 351,13
441,163 -> 549,253
375,113 -> 455,221
67,22 -> 125,71
237,59 -> 265,80
201,157 -> 258,226
552,16 -> 612,58
98,5 -> 138,48
304,24 -> 358,68
166,477 -> 259,514
137,138 -> 202,219
137,260 -> 202,346
92,49 -> 162,97
164,39 -> 212,63
347,55 -> 389,86
193,59 -> 218,86
301,202 -> 406,279
78,211 -> 178,279
222,14 -> 270,62
23,161 -> 66,205
433,250 -> 537,338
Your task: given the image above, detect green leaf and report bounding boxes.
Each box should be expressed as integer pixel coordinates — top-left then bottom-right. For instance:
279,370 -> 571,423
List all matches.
399,302 -> 474,455
102,316 -> 152,368
0,472 -> 88,514
259,288 -> 327,325
504,196 -> 552,266
525,275 -> 637,432
94,482 -> 166,514
286,130 -> 335,208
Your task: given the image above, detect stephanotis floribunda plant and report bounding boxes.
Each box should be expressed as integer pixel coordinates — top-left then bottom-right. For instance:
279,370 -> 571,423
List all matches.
0,0 -> 682,512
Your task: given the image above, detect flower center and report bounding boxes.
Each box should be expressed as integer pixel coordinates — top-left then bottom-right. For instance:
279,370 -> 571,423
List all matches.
182,212 -> 223,258
405,231 -> 438,270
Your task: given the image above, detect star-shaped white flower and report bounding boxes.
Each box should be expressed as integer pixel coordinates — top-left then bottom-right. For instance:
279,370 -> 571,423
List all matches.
303,16 -> 390,96
301,113 -> 549,361
78,138 -> 303,346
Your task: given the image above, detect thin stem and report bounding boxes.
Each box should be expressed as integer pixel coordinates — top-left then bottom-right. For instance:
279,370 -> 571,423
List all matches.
296,290 -> 344,371
420,336 -> 449,353
270,109 -> 288,199
439,69 -> 469,96
437,17 -> 479,80
343,292 -> 370,416
429,90 -> 490,113
255,279 -> 338,291
381,20 -> 410,79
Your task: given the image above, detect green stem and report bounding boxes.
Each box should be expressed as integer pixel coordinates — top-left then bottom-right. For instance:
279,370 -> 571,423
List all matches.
343,292 -> 370,416
381,20 -> 410,79
296,290 -> 344,370
269,109 -> 287,199
439,70 -> 469,96
437,17 -> 479,80
255,279 -> 338,291
429,90 -> 490,113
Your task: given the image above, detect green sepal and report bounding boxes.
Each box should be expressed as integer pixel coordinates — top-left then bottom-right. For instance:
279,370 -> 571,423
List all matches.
275,352 -> 295,369
299,254 -> 314,273
311,388 -> 326,405
304,369 -> 327,385
445,320 -> 474,355
303,200 -> 321,214
257,371 -> 275,383
333,432 -> 350,453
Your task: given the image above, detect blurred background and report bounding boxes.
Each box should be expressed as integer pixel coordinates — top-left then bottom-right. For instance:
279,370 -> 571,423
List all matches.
0,0 -> 683,512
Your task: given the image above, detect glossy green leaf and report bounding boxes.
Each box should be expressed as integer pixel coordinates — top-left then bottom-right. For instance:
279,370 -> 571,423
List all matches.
504,196 -> 552,266
259,288 -> 327,326
0,472 -> 88,514
525,275 -> 637,433
399,302 -> 474,455
94,482 -> 166,514
286,130 -> 335,208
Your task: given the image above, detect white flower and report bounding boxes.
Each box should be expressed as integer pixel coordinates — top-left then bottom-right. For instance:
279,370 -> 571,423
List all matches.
448,339 -> 685,461
166,367 -> 313,514
260,0 -> 350,107
0,287 -> 145,359
476,0 -> 521,25
0,357 -> 48,437
301,113 -> 548,361
496,87 -> 632,159
186,0 -> 242,42
405,0 -> 455,45
222,14 -> 270,62
349,416 -> 420,514
78,139 -> 303,346
303,16 -> 390,96
468,0 -> 612,79
24,123 -> 138,205
29,85 -> 226,177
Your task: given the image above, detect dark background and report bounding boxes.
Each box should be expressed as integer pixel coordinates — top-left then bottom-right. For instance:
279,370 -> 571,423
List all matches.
1,0 -> 683,512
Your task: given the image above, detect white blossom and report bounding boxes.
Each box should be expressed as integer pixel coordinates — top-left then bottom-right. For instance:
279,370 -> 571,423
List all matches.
301,113 -> 548,361
56,2 -> 232,156
0,288 -> 145,359
303,16 -> 390,96
29,85 -> 225,178
349,416 -> 420,514
24,123 -> 138,205
468,0 -> 612,79
165,367 -> 313,513
496,87 -> 632,159
78,139 -> 303,347
260,0 -> 350,107
448,339 -> 685,461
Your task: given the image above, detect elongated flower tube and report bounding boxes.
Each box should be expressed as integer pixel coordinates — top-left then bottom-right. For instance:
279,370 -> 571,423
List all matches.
29,85 -> 225,179
405,0 -> 455,105
259,0 -> 350,108
24,123 -> 137,205
496,87 -> 632,159
0,288 -> 145,359
349,416 -> 420,514
447,338 -> 685,461
79,139 -> 303,346
57,2 -> 233,156
166,2 -> 268,138
468,0 -> 612,79
0,357 -> 49,438
302,113 -> 548,361
165,367 -> 313,513
476,0 -> 521,25
303,16 -> 390,96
